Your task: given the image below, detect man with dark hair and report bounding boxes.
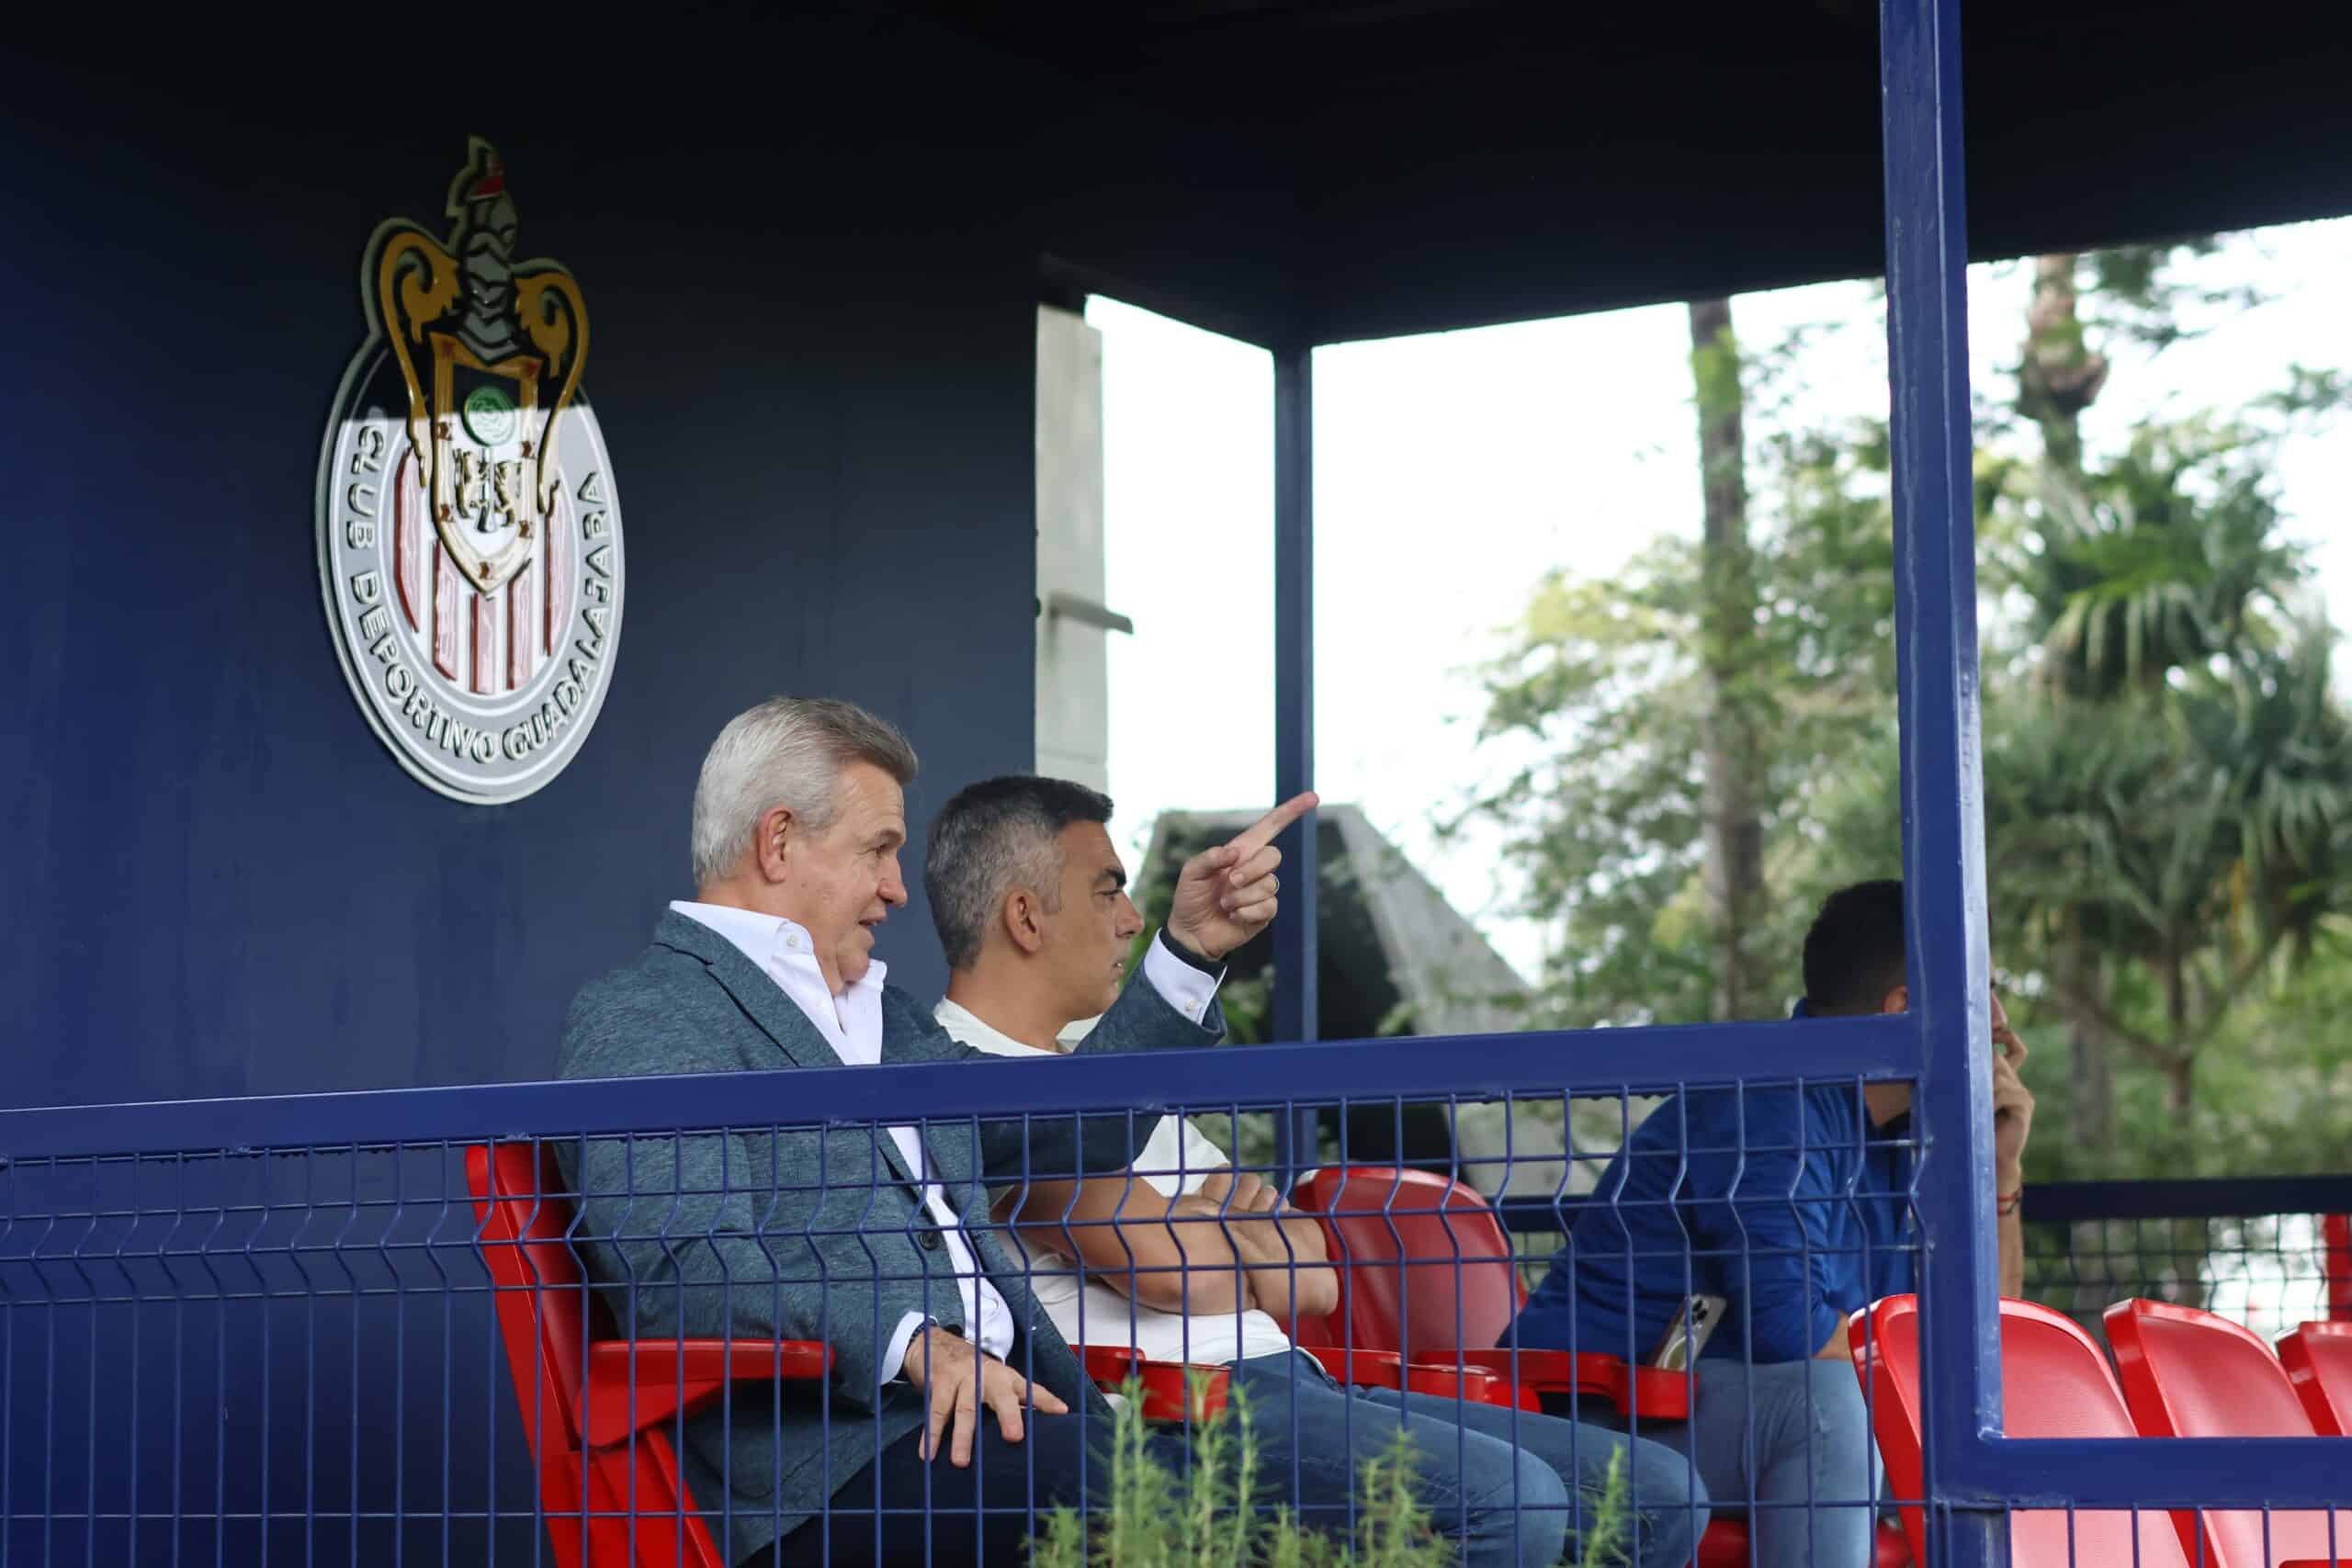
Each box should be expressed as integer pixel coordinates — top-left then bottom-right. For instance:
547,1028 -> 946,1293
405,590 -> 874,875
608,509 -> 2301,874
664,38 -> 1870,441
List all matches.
1803,879 -> 1910,1016
1505,878 -> 2035,1568
923,774 -> 1131,977
923,774 -> 1712,1568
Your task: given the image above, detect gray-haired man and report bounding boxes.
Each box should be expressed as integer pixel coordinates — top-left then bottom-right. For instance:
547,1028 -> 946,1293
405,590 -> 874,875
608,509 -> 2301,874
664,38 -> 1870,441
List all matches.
556,696 -> 1309,1565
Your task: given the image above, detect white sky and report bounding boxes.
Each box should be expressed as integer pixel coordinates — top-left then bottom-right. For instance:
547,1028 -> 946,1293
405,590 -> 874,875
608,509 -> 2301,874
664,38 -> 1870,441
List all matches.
1090,220 -> 2352,987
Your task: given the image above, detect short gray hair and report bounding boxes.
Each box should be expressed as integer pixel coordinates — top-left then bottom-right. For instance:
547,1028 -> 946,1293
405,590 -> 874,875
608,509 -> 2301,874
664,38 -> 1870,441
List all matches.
689,697 -> 919,888
924,775 -> 1114,970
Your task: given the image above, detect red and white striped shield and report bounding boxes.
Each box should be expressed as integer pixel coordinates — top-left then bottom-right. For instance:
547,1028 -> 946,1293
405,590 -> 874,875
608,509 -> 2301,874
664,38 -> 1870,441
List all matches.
317,141 -> 624,805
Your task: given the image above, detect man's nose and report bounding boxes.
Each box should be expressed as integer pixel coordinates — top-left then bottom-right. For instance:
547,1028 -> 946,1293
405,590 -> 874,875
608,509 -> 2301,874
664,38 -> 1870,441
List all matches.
880,854 -> 909,908
1115,892 -> 1145,938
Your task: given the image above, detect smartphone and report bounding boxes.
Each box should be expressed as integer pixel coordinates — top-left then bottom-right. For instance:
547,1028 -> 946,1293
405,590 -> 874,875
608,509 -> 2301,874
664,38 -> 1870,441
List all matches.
1650,1293 -> 1728,1371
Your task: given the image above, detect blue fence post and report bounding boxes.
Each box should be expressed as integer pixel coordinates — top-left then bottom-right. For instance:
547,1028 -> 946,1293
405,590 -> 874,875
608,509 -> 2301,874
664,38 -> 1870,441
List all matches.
1272,341 -> 1320,1187
1878,0 -> 2005,1559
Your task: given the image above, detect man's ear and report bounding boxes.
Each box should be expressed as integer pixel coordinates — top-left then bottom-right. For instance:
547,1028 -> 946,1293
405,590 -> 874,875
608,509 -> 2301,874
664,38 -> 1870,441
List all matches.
753,805 -> 796,882
1002,888 -> 1046,956
1882,984 -> 1910,1015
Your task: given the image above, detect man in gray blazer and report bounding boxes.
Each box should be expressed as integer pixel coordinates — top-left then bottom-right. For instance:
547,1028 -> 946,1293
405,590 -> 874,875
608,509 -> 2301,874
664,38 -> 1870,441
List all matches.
558,695 -> 1308,1565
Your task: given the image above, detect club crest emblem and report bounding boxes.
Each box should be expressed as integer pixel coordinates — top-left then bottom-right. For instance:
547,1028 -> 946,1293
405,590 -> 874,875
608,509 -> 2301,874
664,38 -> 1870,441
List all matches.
317,138 -> 623,803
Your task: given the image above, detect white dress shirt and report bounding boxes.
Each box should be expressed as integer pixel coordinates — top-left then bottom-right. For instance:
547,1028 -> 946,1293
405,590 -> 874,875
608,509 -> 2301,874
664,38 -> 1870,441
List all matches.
670,900 -> 1221,1386
935,998 -> 1293,1367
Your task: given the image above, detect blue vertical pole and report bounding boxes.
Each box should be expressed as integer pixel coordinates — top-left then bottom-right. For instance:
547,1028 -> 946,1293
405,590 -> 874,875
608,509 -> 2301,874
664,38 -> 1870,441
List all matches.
1879,0 -> 2004,1560
1272,344 -> 1320,1186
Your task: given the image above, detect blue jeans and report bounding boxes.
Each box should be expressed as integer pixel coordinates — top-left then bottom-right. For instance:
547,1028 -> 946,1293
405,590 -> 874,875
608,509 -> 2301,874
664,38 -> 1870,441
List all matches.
1587,1358 -> 1877,1568
1231,1351 -> 1709,1568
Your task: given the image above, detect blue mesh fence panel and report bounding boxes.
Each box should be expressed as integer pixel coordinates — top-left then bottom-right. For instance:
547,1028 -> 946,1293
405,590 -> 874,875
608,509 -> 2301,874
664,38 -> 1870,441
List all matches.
0,1051 -> 2344,1565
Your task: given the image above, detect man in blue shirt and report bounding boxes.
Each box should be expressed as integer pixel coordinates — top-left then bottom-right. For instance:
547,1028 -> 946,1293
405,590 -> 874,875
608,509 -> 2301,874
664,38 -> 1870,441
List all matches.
1506,880 -> 2036,1568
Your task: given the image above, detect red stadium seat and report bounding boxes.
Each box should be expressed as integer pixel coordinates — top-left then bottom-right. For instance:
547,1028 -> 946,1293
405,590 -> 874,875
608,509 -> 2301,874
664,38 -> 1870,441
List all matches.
1293,1166 -> 1691,1417
1297,1167 -> 1905,1567
466,1143 -> 831,1568
1852,1294 -> 2194,1568
2105,1299 -> 2352,1568
2279,1321 -> 2352,1438
1295,1166 -> 1525,1358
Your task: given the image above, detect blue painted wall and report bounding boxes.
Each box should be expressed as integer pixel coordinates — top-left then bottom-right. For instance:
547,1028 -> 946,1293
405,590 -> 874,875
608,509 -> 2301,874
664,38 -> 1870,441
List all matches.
0,16 -> 1311,1560
0,38 -> 1057,1553
0,23 -> 1091,1109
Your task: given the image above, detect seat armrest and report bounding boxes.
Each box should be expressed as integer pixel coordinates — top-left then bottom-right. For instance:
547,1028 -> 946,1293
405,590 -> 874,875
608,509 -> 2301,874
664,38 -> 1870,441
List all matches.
1452,1348 -> 1694,1419
1287,1346 -> 1512,1407
1300,1346 -> 1408,1389
1396,1361 -> 1512,1407
1082,1345 -> 1230,1421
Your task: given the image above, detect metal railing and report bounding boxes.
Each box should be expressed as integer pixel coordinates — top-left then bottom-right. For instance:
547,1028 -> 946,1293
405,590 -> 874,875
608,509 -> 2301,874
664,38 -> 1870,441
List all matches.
6,0 -> 2351,1563
2018,1178 -> 2352,1345
1494,1174 -> 2352,1348
0,1056 -> 2343,1565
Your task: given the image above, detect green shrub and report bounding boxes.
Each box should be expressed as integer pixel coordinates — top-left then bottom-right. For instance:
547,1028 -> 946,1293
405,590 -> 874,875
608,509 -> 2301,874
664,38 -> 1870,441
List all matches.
1030,1376 -> 1630,1566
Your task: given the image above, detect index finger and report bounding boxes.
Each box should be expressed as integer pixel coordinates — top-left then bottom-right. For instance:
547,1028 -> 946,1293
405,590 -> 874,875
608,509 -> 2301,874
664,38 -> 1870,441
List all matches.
1227,792 -> 1319,858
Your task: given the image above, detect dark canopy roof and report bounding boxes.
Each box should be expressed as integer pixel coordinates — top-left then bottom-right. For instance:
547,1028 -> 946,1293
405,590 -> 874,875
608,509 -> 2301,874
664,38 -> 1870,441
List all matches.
936,0 -> 2352,344
19,0 -> 2346,355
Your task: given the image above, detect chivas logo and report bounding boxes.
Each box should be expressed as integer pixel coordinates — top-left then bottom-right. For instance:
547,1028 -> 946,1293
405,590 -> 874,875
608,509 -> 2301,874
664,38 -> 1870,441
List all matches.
317,139 -> 623,803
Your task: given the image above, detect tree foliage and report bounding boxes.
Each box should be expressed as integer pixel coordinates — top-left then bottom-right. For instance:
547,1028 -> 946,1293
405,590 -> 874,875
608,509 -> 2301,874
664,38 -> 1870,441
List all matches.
1456,401 -> 1898,1029
1465,238 -> 2352,1179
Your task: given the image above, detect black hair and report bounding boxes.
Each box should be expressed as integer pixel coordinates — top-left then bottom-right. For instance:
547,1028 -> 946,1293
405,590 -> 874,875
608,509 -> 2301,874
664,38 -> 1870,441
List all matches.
924,775 -> 1115,970
1800,879 -> 1908,1015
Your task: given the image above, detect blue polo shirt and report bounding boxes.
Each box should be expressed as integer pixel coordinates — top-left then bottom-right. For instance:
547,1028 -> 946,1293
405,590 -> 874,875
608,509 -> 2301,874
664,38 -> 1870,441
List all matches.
1508,1062 -> 1917,1367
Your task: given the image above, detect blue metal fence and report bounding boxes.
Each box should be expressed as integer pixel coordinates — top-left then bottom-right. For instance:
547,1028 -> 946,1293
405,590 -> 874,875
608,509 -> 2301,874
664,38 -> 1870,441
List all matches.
1871,0 -> 2348,1542
1496,1176 -> 2352,1346
2015,1179 -> 2352,1345
7,0 -> 2352,1562
0,1062 -> 2344,1563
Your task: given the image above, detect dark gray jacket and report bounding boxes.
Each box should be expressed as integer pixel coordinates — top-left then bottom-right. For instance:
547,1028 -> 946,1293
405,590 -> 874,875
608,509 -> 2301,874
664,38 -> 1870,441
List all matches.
555,908 -> 1223,1562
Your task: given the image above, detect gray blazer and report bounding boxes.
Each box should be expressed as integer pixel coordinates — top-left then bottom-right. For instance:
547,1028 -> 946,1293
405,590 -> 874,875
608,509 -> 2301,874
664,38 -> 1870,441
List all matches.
554,908 -> 1224,1562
